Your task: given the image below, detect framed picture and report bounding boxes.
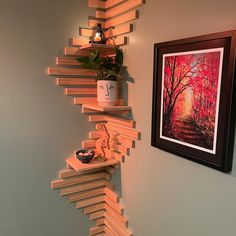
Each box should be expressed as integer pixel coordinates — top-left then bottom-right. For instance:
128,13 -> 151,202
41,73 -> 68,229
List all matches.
151,30 -> 236,172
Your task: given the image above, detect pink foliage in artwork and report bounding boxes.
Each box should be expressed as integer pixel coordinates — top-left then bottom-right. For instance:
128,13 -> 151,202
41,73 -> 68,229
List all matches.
162,50 -> 222,150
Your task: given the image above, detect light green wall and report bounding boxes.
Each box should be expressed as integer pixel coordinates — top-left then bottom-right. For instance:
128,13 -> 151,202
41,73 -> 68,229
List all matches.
0,0 -> 93,235
1,0 -> 236,236
121,0 -> 236,235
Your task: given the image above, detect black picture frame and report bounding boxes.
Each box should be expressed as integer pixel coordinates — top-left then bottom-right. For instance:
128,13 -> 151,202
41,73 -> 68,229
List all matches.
151,30 -> 236,172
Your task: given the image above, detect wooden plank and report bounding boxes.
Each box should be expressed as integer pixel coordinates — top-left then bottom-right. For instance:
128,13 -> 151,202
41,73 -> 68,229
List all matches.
105,10 -> 139,28
59,168 -> 78,179
104,223 -> 119,236
106,0 -> 126,9
96,0 -> 144,19
60,179 -> 111,196
51,172 -> 110,189
68,187 -> 104,202
66,156 -> 119,172
47,67 -> 96,76
83,104 -> 131,112
105,24 -> 133,38
84,202 -> 105,215
104,203 -> 128,226
79,28 -> 93,37
88,10 -> 138,29
74,97 -> 97,105
88,0 -> 106,9
56,56 -> 82,66
82,139 -> 96,149
64,47 -> 91,57
107,36 -> 128,46
89,210 -> 105,220
89,225 -> 105,236
104,217 -> 133,236
89,131 -> 100,139
56,78 -> 96,86
80,43 -> 116,50
104,195 -> 124,215
96,217 -> 105,226
65,88 -> 97,96
103,187 -> 119,202
76,195 -> 105,209
69,37 -> 89,46
113,133 -> 135,148
88,115 -> 135,128
104,123 -> 141,140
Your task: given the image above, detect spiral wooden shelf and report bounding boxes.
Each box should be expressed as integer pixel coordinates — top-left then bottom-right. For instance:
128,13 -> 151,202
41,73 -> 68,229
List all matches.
49,0 -> 144,235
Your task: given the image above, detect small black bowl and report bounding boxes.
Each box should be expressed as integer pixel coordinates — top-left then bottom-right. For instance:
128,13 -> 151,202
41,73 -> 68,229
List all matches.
76,149 -> 95,164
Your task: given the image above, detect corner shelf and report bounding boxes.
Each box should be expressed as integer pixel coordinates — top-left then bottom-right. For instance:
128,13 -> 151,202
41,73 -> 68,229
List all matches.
82,103 -> 131,112
49,0 -> 145,235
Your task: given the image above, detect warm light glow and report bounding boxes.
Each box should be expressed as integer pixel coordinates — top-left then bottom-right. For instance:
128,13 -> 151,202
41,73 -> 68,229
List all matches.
182,88 -> 193,117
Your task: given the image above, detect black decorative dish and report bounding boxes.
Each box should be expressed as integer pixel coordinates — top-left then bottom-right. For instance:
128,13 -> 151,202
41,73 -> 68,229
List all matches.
76,149 -> 95,164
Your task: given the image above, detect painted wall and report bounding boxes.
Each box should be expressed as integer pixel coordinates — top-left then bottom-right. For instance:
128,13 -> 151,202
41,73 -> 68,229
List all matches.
1,0 -> 236,236
0,0 -> 94,235
122,0 -> 236,236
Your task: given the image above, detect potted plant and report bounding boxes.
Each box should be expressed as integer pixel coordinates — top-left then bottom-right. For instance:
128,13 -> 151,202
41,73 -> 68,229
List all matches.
76,47 -> 124,106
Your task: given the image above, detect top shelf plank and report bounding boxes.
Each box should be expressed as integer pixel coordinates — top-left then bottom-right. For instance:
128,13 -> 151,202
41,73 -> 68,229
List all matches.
66,156 -> 120,172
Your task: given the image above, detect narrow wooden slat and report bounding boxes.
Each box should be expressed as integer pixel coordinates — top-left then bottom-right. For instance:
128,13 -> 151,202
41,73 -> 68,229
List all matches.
106,0 -> 126,9
89,131 -> 100,139
56,78 -> 96,86
65,88 -> 97,96
66,156 -> 119,172
74,97 -> 97,105
105,122 -> 141,140
76,195 -> 105,208
64,47 -> 91,57
104,211 -> 127,228
56,56 -> 82,66
51,172 -> 110,189
96,0 -> 144,19
113,133 -> 135,148
105,24 -> 133,38
68,187 -> 104,202
105,10 -> 139,28
48,67 -> 96,76
82,139 -> 96,149
104,222 -> 119,236
104,195 -> 124,214
105,217 -> 133,236
83,104 -> 131,112
82,107 -> 102,114
107,36 -> 128,46
103,187 -> 119,202
59,168 -> 78,179
84,202 -> 105,215
60,179 -> 110,196
79,27 -> 93,37
88,0 -> 106,9
69,38 -> 89,46
88,10 -> 138,29
96,217 -> 105,226
104,203 -> 128,225
89,210 -> 105,220
89,225 -> 105,236
106,116 -> 136,128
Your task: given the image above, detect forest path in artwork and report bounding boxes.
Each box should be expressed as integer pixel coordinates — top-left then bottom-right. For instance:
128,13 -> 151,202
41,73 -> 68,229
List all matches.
173,115 -> 210,149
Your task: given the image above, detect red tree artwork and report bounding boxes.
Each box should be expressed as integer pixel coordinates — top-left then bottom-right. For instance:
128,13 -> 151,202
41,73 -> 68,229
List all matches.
161,49 -> 222,151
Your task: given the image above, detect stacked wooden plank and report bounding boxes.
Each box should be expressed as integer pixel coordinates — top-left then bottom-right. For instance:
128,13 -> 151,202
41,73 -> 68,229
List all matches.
51,165 -> 133,236
49,1 -> 145,235
76,0 -> 145,46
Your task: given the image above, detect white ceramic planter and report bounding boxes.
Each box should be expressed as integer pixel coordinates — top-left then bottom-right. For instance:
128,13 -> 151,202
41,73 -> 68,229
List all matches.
97,80 -> 118,106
